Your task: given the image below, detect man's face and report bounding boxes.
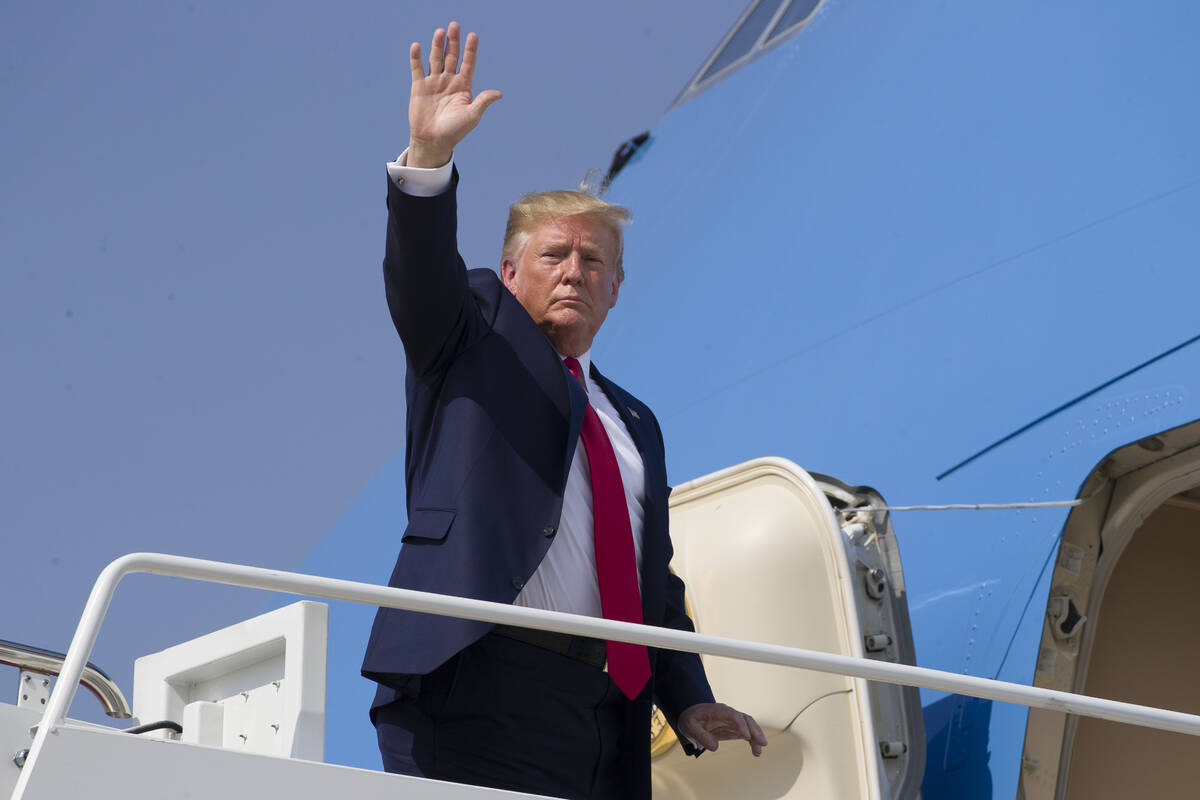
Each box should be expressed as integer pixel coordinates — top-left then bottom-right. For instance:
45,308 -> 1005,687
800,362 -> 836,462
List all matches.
501,213 -> 621,358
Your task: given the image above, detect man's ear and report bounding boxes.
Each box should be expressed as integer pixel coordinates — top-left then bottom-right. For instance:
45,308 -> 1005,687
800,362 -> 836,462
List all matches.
608,274 -> 621,309
500,259 -> 517,292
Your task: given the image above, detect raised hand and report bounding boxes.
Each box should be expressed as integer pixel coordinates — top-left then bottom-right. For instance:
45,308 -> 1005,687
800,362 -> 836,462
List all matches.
407,21 -> 502,168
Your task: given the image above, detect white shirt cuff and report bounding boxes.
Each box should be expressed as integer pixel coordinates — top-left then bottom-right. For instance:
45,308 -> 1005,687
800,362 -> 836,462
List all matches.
386,149 -> 453,197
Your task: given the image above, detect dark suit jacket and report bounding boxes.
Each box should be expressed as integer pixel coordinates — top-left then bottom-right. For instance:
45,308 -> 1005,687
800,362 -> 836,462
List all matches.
361,169 -> 714,775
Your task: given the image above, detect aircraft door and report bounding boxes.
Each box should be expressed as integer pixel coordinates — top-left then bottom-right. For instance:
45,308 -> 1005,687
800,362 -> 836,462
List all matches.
650,457 -> 924,800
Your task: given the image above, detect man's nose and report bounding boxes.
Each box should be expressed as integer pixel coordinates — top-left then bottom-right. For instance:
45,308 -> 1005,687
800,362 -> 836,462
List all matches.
561,251 -> 584,283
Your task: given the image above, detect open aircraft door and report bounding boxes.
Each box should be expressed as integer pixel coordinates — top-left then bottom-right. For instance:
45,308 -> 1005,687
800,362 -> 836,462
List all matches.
651,457 -> 925,800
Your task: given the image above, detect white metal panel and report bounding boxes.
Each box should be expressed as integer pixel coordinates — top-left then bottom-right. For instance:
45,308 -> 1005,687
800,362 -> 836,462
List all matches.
0,703 -> 39,800
12,674 -> 48,716
132,601 -> 327,760
14,720 -> 550,800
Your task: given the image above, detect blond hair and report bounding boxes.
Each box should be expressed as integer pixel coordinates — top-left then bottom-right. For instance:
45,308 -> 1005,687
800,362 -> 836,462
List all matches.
502,191 -> 631,282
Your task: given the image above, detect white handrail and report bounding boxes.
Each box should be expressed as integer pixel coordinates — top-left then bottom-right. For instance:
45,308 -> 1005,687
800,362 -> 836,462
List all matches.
13,551 -> 1200,798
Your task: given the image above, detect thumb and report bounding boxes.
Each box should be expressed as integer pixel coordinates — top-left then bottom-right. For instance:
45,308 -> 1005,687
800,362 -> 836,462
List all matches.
685,720 -> 719,751
471,89 -> 503,115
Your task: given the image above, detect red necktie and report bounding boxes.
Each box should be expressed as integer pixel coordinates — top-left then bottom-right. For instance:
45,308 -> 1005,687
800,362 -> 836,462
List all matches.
564,357 -> 651,699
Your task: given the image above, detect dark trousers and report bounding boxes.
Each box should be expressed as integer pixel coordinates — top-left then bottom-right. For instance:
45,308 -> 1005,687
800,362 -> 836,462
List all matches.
374,632 -> 636,799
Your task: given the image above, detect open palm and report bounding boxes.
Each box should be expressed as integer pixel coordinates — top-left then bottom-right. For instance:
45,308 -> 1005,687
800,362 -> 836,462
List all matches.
407,22 -> 502,168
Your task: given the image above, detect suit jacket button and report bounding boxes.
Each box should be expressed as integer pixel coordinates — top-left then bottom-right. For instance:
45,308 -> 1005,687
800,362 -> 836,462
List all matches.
512,577 -> 525,590
542,526 -> 556,538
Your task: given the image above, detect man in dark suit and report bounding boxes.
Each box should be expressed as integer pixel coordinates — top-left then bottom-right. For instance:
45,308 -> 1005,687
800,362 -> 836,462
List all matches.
361,21 -> 766,799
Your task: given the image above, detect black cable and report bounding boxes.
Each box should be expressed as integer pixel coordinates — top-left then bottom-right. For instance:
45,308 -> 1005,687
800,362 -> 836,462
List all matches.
125,720 -> 183,736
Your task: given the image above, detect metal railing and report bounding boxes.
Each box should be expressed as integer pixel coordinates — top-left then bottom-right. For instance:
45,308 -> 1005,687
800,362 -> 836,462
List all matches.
13,551 -> 1200,798
0,639 -> 131,719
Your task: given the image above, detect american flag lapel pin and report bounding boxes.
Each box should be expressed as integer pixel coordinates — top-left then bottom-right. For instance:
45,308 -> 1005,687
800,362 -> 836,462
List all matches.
628,408 -> 641,420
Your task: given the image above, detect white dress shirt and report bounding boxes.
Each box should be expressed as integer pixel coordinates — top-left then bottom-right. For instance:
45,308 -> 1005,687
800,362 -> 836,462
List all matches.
390,152 -> 648,618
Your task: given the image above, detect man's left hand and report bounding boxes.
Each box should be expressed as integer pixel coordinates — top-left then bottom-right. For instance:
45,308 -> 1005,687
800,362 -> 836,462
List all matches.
678,702 -> 767,757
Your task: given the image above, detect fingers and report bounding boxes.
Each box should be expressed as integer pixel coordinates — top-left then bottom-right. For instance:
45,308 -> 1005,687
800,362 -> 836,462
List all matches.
705,704 -> 748,738
678,705 -> 720,751
715,708 -> 758,755
694,727 -> 720,751
443,21 -> 461,74
418,24 -> 479,81
686,703 -> 767,757
746,713 -> 767,757
409,42 -> 424,82
733,711 -> 751,742
460,31 -> 479,84
428,27 -> 445,74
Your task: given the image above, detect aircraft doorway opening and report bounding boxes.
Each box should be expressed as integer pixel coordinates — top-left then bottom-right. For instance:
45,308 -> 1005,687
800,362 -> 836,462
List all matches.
1020,419 -> 1200,800
1065,490 -> 1200,798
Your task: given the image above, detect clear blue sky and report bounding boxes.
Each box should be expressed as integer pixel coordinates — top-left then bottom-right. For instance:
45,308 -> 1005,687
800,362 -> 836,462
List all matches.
1,0 -> 742,716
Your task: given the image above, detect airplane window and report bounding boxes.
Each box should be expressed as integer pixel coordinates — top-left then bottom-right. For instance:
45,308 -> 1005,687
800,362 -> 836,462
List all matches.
699,0 -> 787,83
767,0 -> 822,41
670,0 -> 824,112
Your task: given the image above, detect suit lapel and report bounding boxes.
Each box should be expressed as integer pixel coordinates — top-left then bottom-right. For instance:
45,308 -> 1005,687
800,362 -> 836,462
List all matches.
497,285 -> 585,487
502,288 -> 574,420
561,359 -> 588,481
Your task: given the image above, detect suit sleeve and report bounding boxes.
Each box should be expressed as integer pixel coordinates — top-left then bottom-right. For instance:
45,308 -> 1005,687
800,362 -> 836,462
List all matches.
656,559 -> 716,756
646,411 -> 716,755
382,168 -> 487,377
